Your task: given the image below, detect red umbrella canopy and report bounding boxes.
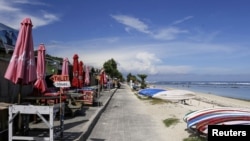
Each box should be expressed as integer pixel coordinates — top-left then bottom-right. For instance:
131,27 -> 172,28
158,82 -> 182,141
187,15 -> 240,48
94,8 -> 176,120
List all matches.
61,57 -> 69,75
4,17 -> 37,85
72,54 -> 80,88
84,65 -> 90,85
99,69 -> 107,85
78,61 -> 84,88
34,44 -> 47,93
61,57 -> 70,92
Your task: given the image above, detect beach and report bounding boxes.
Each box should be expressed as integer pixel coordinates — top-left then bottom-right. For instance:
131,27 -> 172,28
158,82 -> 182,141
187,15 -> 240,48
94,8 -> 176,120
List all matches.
134,88 -> 250,140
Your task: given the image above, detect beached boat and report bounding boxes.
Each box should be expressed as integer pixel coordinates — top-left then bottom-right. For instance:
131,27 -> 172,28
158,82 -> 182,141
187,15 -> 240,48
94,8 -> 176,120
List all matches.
197,116 -> 250,134
183,107 -> 250,135
187,112 -> 250,129
137,88 -> 166,97
183,107 -> 250,123
152,89 -> 196,102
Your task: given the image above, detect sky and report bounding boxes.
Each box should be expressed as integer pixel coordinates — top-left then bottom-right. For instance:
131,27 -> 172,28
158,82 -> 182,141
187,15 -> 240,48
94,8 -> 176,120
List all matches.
1,0 -> 250,81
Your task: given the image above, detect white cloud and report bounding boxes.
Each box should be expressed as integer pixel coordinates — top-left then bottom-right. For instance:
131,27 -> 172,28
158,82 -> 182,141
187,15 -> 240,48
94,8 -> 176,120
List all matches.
111,14 -> 151,34
152,27 -> 188,40
172,16 -> 193,25
13,0 -> 48,6
0,1 -> 19,12
0,0 -> 59,29
111,14 -> 189,41
44,35 -> 248,81
118,52 -> 161,75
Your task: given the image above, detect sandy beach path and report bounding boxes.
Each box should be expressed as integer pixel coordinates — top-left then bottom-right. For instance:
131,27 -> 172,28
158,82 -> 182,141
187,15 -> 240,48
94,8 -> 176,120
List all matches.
135,88 -> 250,140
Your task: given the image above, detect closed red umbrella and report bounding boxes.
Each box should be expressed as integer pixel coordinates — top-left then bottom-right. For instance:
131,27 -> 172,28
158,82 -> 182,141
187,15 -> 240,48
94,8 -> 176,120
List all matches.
103,72 -> 107,84
61,57 -> 69,95
78,61 -> 84,88
62,57 -> 69,76
72,54 -> 80,88
84,65 -> 90,85
4,17 -> 36,102
99,69 -> 107,85
4,17 -> 36,133
34,44 -> 47,93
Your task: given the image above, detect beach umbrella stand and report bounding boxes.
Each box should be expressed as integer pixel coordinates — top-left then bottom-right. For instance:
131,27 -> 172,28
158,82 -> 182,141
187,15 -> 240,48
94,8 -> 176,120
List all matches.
4,18 -> 37,135
5,18 -> 64,140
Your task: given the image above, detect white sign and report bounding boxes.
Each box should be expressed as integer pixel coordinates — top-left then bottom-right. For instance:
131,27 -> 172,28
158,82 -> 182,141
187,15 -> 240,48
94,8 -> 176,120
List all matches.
54,81 -> 71,88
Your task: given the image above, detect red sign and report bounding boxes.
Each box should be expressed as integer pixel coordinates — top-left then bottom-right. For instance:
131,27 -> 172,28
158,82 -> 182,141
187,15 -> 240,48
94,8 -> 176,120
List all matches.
50,75 -> 71,88
79,90 -> 94,105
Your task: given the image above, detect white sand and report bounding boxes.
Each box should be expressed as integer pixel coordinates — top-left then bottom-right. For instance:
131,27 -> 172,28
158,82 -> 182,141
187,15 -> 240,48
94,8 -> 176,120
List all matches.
135,89 -> 250,141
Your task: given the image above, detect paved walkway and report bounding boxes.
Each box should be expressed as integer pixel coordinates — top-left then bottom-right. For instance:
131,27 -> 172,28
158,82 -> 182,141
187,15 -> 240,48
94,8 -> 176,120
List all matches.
61,88 -> 117,141
86,84 -> 168,141
13,83 -> 168,141
24,88 -> 116,141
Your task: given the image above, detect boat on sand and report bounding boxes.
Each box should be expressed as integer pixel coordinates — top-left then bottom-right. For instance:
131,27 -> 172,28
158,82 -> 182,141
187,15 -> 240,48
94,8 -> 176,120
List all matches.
138,88 -> 166,97
152,89 -> 196,102
183,107 -> 250,135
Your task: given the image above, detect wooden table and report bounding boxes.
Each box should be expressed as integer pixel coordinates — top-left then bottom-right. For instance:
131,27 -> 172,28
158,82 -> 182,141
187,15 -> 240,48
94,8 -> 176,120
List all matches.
64,93 -> 84,116
23,96 -> 62,123
23,96 -> 60,105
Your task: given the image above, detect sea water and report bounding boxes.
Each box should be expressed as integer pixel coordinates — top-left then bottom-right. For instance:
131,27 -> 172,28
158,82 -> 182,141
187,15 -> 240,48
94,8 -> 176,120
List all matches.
151,81 -> 250,101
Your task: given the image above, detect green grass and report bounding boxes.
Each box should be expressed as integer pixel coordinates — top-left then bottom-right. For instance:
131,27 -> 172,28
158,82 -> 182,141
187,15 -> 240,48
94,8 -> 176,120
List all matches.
149,98 -> 169,105
162,118 -> 179,127
183,136 -> 206,141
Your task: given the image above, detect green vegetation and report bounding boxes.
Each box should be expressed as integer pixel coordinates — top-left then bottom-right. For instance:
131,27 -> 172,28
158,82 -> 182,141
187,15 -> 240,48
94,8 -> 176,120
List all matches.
183,136 -> 206,141
127,73 -> 137,83
44,54 -> 63,75
103,58 -> 124,81
163,118 -> 179,127
137,74 -> 147,89
127,73 -> 148,89
149,98 -> 169,105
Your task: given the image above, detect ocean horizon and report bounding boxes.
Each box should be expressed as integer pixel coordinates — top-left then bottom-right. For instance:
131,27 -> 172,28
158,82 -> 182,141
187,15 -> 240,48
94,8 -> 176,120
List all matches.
149,81 -> 250,101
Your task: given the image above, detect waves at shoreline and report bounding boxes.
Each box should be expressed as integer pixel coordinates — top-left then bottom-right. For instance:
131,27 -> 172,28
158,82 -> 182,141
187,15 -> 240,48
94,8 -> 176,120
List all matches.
150,81 -> 250,100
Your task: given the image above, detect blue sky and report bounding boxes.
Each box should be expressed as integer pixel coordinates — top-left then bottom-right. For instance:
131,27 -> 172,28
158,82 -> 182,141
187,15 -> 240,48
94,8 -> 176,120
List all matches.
1,0 -> 250,81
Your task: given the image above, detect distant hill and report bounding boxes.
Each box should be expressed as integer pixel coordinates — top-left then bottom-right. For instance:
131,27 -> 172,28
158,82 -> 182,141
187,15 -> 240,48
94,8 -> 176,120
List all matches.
0,23 -> 18,46
0,23 -> 17,31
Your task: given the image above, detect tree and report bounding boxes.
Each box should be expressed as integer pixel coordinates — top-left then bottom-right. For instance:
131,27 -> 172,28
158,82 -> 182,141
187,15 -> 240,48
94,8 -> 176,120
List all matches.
103,58 -> 124,81
127,73 -> 137,83
137,74 -> 147,89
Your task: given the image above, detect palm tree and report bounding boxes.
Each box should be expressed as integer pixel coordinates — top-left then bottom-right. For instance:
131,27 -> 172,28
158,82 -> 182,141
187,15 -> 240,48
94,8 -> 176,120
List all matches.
137,74 -> 147,89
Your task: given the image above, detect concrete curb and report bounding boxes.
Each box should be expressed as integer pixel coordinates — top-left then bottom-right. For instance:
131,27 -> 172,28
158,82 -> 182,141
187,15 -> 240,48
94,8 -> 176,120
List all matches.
76,88 -> 117,141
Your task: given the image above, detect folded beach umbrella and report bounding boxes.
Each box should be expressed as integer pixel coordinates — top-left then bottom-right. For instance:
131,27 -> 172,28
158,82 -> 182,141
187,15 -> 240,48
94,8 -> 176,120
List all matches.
4,17 -> 36,132
62,57 -> 69,76
78,61 -> 84,88
72,54 -> 80,88
61,57 -> 70,93
99,69 -> 107,85
34,44 -> 47,93
84,65 -> 90,85
4,17 -> 37,103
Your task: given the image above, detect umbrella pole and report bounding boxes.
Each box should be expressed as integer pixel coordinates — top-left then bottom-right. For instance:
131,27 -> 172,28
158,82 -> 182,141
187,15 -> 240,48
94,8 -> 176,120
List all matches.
60,88 -> 64,138
18,84 -> 23,103
18,85 -> 22,134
